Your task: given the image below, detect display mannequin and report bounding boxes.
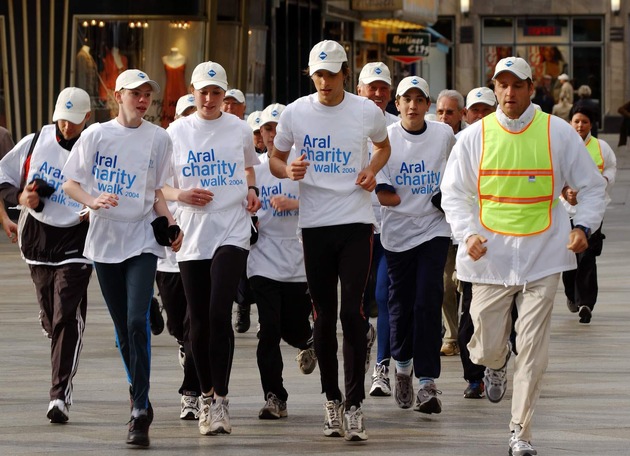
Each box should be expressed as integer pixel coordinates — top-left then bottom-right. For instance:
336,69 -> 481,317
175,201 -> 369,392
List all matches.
161,47 -> 187,128
76,45 -> 98,98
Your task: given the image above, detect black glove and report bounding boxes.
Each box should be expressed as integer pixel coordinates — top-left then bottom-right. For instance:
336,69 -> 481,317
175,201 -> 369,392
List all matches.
29,178 -> 56,212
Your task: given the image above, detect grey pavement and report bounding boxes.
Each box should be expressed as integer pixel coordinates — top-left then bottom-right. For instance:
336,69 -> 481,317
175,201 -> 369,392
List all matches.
1,134 -> 629,455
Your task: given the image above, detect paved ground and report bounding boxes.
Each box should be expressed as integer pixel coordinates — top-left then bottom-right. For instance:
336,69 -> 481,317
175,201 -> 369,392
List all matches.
0,135 -> 629,455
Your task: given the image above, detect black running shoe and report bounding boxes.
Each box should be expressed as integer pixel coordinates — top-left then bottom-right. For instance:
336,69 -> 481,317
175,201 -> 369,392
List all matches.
126,414 -> 150,447
149,297 -> 164,336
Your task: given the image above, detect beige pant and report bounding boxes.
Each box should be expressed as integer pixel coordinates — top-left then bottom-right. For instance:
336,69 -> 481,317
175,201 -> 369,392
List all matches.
468,273 -> 560,442
441,243 -> 459,343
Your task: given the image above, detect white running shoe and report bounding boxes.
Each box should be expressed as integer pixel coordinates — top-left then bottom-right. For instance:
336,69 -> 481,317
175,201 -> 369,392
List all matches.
209,398 -> 231,435
180,394 -> 200,420
47,399 -> 69,423
323,399 -> 344,437
369,363 -> 391,397
343,405 -> 367,441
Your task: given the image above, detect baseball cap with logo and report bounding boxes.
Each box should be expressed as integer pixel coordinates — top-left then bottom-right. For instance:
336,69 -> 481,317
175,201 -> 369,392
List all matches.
492,57 -> 532,81
465,87 -> 497,109
115,69 -> 160,93
52,87 -> 91,124
247,110 -> 262,132
175,94 -> 196,117
191,61 -> 228,91
358,62 -> 392,86
259,103 -> 286,127
308,40 -> 347,76
224,89 -> 245,104
396,76 -> 430,98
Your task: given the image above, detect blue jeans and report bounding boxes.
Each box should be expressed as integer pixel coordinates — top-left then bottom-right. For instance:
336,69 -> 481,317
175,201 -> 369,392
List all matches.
94,252 -> 157,410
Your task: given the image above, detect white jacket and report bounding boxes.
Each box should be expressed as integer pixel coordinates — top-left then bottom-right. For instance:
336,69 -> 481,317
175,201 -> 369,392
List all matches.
442,105 -> 606,286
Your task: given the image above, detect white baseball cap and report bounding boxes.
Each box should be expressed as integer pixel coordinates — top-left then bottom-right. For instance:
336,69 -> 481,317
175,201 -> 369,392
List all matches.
259,103 -> 286,127
465,87 -> 497,109
396,76 -> 430,98
246,110 -> 262,132
558,73 -> 570,81
308,40 -> 347,76
358,62 -> 392,86
492,57 -> 532,81
191,61 -> 228,91
175,94 -> 196,117
115,69 -> 160,93
224,89 -> 245,103
52,87 -> 91,124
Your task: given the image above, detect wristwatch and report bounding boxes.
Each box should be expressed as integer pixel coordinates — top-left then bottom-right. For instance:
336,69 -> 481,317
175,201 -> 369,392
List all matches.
574,224 -> 591,239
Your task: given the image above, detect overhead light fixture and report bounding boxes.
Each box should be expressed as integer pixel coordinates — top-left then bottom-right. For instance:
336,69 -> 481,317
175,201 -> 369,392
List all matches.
611,0 -> 620,15
461,0 -> 470,17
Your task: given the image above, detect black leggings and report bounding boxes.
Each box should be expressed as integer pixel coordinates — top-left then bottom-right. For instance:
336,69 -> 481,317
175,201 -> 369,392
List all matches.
302,223 -> 372,408
178,245 -> 248,396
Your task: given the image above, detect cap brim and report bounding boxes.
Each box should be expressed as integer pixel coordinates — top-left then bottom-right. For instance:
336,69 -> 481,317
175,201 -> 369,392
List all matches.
52,110 -> 88,124
466,100 -> 496,109
309,61 -> 343,76
492,69 -> 529,80
398,87 -> 429,98
360,76 -> 392,86
192,81 -> 228,91
119,80 -> 161,94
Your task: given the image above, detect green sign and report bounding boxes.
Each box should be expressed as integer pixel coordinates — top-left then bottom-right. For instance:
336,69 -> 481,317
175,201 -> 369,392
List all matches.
386,33 -> 431,58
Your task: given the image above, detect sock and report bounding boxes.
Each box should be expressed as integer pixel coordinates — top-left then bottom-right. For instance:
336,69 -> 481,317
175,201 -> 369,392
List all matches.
419,377 -> 434,387
395,359 -> 412,376
131,407 -> 147,418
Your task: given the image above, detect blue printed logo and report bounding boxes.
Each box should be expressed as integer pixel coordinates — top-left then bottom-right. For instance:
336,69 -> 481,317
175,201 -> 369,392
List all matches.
411,78 -> 419,85
319,51 -> 327,61
187,95 -> 194,102
208,69 -> 216,77
475,91 -> 483,98
375,67 -> 382,75
271,110 -> 278,117
137,72 -> 147,79
65,101 -> 74,109
506,60 -> 514,67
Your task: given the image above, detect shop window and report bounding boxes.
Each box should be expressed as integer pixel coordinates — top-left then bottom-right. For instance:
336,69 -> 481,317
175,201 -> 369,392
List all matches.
482,18 -> 514,44
72,17 -> 206,127
572,18 -> 602,42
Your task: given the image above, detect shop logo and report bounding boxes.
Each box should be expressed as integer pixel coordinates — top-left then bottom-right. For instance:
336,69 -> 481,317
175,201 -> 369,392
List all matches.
65,101 -> 74,109
137,72 -> 147,79
375,67 -> 382,75
208,69 -> 216,77
319,51 -> 327,61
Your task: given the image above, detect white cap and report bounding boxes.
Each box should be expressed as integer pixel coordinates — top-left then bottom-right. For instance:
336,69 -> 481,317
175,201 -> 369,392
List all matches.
115,69 -> 160,93
175,94 -> 196,117
358,62 -> 391,86
465,87 -> 497,109
52,87 -> 91,124
492,57 -> 532,81
191,61 -> 228,91
396,76 -> 430,98
308,40 -> 347,75
246,110 -> 262,132
558,73 -> 570,81
259,103 -> 286,127
224,89 -> 245,103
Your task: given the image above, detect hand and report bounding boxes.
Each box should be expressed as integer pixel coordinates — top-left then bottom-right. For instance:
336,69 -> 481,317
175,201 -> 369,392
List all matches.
170,228 -> 184,252
270,195 -> 296,211
567,228 -> 588,253
286,153 -> 309,181
90,193 -> 119,210
18,183 -> 40,209
180,188 -> 213,206
466,234 -> 488,261
246,191 -> 261,213
356,168 -> 376,191
1,216 -> 18,243
562,186 -> 578,206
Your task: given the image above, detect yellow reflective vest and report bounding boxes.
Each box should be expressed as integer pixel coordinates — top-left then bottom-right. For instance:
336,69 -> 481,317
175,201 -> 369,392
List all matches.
479,111 -> 555,236
585,136 -> 604,173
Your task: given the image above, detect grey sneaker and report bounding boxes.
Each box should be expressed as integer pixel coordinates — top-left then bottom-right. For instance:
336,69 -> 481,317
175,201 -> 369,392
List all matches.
180,394 -> 200,420
394,368 -> 414,409
365,323 -> 376,373
413,382 -> 442,414
296,346 -> 317,374
47,399 -> 69,423
258,392 -> 288,420
484,343 -> 512,403
209,398 -> 231,435
323,399 -> 344,437
369,364 -> 391,397
198,396 -> 212,435
509,426 -> 537,456
343,405 -> 367,441
566,298 -> 578,313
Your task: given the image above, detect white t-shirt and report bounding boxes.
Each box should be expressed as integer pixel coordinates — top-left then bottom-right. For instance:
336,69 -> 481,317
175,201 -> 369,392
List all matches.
0,124 -> 83,227
274,92 -> 388,229
63,119 -> 173,263
247,152 -> 305,282
167,112 -> 260,261
377,121 -> 454,252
